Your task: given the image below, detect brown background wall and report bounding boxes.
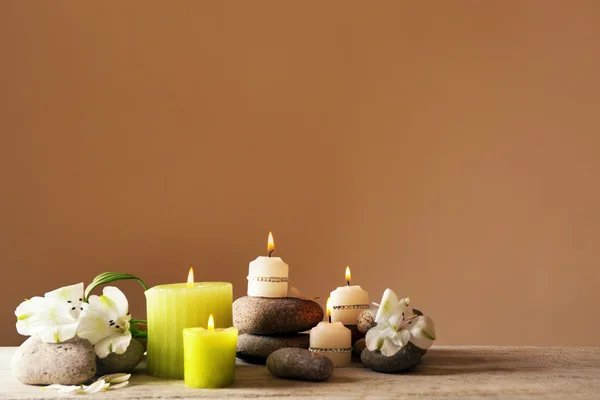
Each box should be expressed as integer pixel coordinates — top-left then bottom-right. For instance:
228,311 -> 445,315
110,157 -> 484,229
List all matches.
1,1 -> 599,346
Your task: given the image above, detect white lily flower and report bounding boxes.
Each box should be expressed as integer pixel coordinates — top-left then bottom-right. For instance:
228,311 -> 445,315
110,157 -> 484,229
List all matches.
15,283 -> 85,343
366,289 -> 436,356
78,286 -> 132,358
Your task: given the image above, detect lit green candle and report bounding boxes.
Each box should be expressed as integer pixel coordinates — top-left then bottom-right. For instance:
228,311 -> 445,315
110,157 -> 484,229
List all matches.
145,268 -> 233,379
183,314 -> 238,388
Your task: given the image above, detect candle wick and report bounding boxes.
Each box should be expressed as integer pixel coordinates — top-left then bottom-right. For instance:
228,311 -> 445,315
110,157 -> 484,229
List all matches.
269,250 -> 274,258
346,281 -> 350,286
328,315 -> 331,323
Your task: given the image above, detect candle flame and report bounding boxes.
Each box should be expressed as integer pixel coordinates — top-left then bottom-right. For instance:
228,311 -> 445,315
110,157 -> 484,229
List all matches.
326,297 -> 332,319
267,231 -> 275,254
208,314 -> 215,330
345,266 -> 351,284
187,267 -> 194,288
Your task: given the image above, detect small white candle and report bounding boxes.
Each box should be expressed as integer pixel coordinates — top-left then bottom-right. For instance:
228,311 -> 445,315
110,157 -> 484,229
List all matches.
309,298 -> 352,368
247,232 -> 289,298
330,267 -> 369,325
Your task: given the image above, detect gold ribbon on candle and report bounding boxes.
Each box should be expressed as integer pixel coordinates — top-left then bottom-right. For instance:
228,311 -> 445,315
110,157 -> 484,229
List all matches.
332,304 -> 371,310
246,276 -> 289,283
308,347 -> 352,353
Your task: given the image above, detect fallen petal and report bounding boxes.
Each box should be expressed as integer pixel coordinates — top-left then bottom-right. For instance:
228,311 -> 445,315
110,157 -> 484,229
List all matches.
83,379 -> 106,394
99,373 -> 131,384
110,381 -> 130,390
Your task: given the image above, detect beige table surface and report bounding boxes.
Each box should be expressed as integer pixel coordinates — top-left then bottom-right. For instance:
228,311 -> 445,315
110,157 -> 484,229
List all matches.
1,346 -> 599,400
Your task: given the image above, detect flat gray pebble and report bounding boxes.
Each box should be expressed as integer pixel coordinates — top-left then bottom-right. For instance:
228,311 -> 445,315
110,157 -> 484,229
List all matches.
266,348 -> 333,382
361,343 -> 422,373
233,296 -> 323,335
237,333 -> 310,364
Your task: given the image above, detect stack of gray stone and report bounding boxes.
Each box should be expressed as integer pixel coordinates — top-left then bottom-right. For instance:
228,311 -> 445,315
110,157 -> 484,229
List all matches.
233,296 -> 324,364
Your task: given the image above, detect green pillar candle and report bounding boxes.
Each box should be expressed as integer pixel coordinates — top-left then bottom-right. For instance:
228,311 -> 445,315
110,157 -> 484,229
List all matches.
183,315 -> 238,388
145,271 -> 233,379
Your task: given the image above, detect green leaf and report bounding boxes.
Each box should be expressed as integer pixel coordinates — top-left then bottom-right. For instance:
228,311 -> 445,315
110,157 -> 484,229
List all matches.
84,272 -> 148,301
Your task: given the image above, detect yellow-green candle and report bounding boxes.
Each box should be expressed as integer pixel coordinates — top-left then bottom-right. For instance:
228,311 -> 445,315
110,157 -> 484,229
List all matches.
145,268 -> 233,379
183,314 -> 238,388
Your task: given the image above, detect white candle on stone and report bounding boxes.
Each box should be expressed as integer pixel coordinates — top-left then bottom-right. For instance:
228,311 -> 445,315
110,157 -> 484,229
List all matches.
247,232 -> 289,298
330,267 -> 369,325
309,298 -> 352,367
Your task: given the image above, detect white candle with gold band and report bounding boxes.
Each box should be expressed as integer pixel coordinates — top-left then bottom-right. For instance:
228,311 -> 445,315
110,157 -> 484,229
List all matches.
309,298 -> 352,367
247,232 -> 289,298
330,267 -> 369,325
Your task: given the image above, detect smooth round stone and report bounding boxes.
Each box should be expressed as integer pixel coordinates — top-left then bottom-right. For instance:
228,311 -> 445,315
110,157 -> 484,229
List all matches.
233,296 -> 323,335
236,333 -> 310,365
357,309 -> 377,335
361,343 -> 423,373
353,338 -> 366,358
267,348 -> 333,382
136,337 -> 147,353
96,338 -> 145,375
11,336 -> 96,385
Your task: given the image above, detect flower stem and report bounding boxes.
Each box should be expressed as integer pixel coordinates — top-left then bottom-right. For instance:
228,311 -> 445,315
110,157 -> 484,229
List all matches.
84,272 -> 148,301
130,326 -> 148,338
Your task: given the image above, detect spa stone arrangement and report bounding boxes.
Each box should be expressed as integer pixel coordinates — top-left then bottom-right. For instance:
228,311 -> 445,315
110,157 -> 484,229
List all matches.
11,232 -> 436,392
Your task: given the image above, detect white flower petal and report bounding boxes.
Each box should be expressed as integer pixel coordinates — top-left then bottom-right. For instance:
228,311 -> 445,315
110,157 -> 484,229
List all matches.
38,323 -> 78,344
83,379 -> 107,394
374,289 -> 400,324
365,326 -> 383,351
77,308 -> 113,345
17,297 -> 78,343
398,297 -> 414,321
398,329 -> 412,347
57,385 -> 83,393
409,315 -> 436,350
99,373 -> 130,384
388,314 -> 402,329
380,336 -> 402,356
45,282 -> 85,319
100,287 -> 129,320
45,283 -> 84,303
110,381 -> 129,390
94,330 -> 132,358
15,297 -> 48,336
42,384 -> 72,390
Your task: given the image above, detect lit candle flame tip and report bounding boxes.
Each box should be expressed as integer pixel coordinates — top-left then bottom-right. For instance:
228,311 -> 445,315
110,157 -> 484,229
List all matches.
267,231 -> 275,256
187,267 -> 194,287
